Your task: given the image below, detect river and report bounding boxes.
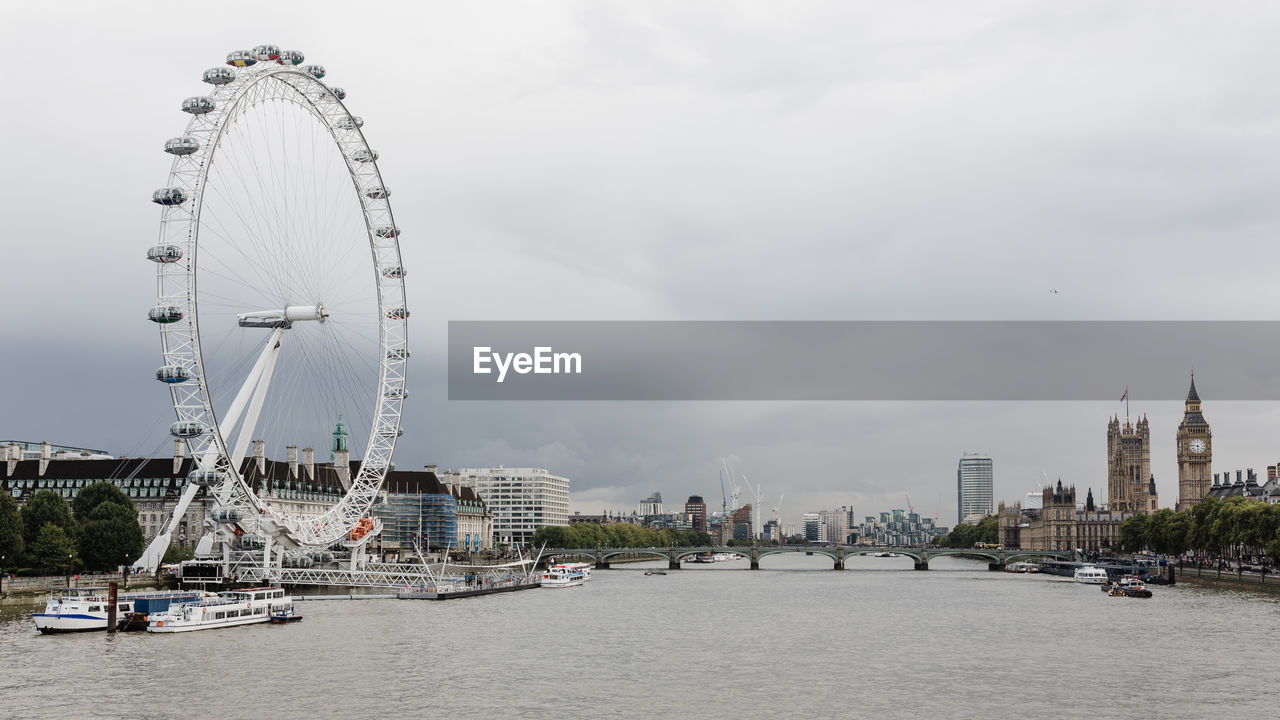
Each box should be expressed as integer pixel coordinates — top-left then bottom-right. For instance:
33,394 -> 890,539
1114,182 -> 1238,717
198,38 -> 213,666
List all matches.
2,554 -> 1277,719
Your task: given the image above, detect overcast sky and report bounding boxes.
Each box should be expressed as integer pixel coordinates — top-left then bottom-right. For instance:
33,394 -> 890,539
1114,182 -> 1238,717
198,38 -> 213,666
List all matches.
5,1 -> 1280,527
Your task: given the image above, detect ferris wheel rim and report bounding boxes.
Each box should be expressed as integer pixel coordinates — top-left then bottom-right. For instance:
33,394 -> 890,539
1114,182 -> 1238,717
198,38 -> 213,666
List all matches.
151,54 -> 408,549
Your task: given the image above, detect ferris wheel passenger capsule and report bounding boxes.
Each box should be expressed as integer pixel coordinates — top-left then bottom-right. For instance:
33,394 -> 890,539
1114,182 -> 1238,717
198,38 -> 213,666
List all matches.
146,245 -> 183,263
202,67 -> 235,85
253,44 -> 281,62
152,187 -> 187,206
181,96 -> 215,115
386,347 -> 411,360
330,87 -> 346,100
351,149 -> 379,164
382,265 -> 405,279
373,225 -> 398,238
225,50 -> 256,67
337,116 -> 364,130
386,306 -> 409,320
163,137 -> 200,155
155,365 -> 191,383
188,469 -> 228,486
365,185 -> 390,200
213,508 -> 242,522
169,421 -> 204,438
384,387 -> 408,400
301,64 -> 325,79
148,305 -> 184,323
278,49 -> 305,66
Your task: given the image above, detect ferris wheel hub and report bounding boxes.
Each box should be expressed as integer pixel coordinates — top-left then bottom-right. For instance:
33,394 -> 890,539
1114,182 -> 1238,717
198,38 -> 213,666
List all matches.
236,304 -> 328,328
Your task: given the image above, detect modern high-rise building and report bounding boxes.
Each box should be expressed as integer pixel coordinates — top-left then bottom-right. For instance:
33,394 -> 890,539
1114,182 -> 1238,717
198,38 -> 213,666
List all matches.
956,453 -> 993,523
447,467 -> 570,546
685,495 -> 707,532
639,492 -> 663,516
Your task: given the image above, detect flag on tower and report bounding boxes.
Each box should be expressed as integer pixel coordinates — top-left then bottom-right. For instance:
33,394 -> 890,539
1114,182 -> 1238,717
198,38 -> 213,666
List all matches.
1120,388 -> 1128,402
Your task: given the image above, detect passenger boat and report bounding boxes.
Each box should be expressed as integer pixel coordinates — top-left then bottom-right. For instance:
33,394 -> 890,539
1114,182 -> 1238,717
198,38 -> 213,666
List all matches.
873,552 -> 901,558
32,588 -> 203,634
1006,561 -> 1040,573
558,562 -> 593,581
147,587 -> 295,633
540,565 -> 586,588
1073,565 -> 1110,584
685,554 -> 716,564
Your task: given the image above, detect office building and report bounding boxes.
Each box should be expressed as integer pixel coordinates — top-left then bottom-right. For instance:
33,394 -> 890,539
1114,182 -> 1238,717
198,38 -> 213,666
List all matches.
957,453 -> 993,523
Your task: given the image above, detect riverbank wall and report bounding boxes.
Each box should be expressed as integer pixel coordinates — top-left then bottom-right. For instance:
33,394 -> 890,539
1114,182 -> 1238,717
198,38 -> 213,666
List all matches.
1175,566 -> 1280,595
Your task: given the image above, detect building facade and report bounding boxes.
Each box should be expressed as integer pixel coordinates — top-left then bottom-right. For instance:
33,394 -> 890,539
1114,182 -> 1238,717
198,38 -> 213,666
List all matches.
639,492 -> 663,516
1176,375 -> 1213,511
998,480 -> 1130,553
1106,414 -> 1158,513
685,495 -> 707,532
957,453 -> 993,523
447,467 -> 571,547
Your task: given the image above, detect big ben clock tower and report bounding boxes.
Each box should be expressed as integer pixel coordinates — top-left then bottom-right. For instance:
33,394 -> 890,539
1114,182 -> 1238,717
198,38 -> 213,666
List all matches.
1176,373 -> 1212,510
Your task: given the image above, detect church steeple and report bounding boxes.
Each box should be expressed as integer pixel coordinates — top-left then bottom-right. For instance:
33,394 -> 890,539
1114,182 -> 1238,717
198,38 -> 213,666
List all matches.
1186,372 -> 1201,405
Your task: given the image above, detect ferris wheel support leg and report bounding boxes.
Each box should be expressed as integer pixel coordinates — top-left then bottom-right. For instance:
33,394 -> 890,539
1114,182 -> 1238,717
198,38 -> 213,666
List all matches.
228,328 -> 286,474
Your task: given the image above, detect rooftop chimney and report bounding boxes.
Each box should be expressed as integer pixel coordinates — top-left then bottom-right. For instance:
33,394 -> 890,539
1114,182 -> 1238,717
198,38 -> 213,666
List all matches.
6,442 -> 19,477
286,445 -> 299,479
253,439 -> 266,476
173,438 -> 186,475
38,441 -> 52,476
301,447 -> 315,481
425,464 -> 438,474
334,449 -> 351,491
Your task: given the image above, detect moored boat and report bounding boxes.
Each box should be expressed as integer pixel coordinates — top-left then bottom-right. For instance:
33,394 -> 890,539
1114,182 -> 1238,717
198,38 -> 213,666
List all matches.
147,587 -> 294,633
32,588 -> 204,634
1006,561 -> 1040,574
541,565 -> 586,588
1074,565 -> 1110,584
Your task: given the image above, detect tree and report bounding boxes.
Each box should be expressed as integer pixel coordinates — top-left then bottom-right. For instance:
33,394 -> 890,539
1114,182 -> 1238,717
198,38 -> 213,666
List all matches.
21,490 -> 75,551
162,543 -> 194,565
0,492 -> 24,568
78,502 -> 144,572
72,481 -> 135,520
1118,514 -> 1149,553
27,523 -> 77,575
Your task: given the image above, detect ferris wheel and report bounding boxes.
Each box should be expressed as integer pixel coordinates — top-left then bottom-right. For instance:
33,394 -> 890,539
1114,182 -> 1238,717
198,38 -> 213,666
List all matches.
136,45 -> 408,571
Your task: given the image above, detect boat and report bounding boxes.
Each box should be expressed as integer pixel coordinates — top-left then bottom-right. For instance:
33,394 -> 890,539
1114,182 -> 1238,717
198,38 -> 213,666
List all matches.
1006,561 -> 1040,574
270,611 -> 304,623
147,587 -> 295,633
645,569 -> 667,576
1073,565 -> 1110,584
558,562 -> 593,581
31,588 -> 204,634
540,565 -> 587,588
685,554 -> 716,564
873,552 -> 901,558
1102,575 -> 1153,598
397,572 -> 541,600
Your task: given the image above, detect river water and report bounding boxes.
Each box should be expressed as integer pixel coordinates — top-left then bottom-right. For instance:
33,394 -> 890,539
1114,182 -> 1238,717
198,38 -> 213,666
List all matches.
2,554 -> 1277,719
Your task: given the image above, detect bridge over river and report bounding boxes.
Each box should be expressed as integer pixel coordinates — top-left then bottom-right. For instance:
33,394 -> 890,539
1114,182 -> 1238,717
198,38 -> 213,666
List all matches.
544,546 -> 1072,571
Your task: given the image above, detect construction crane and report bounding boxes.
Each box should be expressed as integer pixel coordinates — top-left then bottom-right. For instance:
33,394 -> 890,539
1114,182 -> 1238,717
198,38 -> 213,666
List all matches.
905,493 -> 914,515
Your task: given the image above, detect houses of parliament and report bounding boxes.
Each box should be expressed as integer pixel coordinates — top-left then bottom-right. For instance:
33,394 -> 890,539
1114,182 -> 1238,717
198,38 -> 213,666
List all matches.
999,375 -> 1213,552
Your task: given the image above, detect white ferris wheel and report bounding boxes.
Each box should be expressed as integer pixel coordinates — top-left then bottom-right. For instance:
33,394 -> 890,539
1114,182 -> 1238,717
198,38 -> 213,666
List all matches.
136,45 -> 408,573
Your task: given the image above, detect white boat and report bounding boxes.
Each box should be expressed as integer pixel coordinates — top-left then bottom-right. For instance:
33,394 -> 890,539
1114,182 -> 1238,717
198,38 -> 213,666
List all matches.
32,588 -> 203,634
1073,565 -> 1109,584
147,587 -> 295,633
1006,561 -> 1040,573
540,565 -> 586,588
558,562 -> 593,581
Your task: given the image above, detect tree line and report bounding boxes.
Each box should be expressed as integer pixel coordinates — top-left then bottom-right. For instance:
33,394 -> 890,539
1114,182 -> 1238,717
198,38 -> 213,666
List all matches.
1118,496 -> 1280,562
0,482 -> 146,575
532,523 -> 712,549
935,515 -> 998,548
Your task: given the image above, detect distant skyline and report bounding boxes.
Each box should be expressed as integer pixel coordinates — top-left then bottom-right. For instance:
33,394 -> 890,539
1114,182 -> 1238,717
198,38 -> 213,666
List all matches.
7,2 -> 1280,529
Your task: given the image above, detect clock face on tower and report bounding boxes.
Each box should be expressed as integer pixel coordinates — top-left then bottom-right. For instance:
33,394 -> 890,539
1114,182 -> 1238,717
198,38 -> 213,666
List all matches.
1190,439 -> 1206,454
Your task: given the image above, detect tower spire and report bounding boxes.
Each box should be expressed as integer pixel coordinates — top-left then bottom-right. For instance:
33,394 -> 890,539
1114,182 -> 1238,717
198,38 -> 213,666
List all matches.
1186,371 -> 1200,404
